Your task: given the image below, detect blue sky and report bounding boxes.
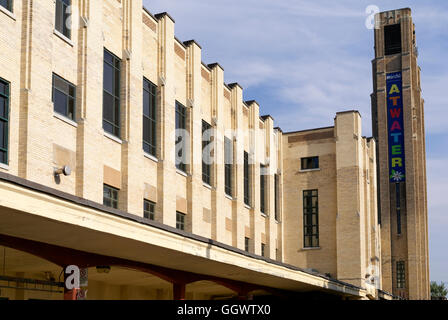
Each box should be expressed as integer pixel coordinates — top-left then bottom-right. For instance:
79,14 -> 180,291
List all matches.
142,0 -> 447,283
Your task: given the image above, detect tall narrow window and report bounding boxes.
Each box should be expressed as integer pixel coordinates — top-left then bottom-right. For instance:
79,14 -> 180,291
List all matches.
274,174 -> 279,221
0,78 -> 9,165
384,24 -> 402,55
175,101 -> 187,172
397,261 -> 406,289
244,237 -> 250,252
224,137 -> 233,196
0,0 -> 13,12
55,0 -> 71,39
244,151 -> 250,206
260,164 -> 266,214
176,212 -> 186,231
396,183 -> 402,235
143,78 -> 157,156
103,49 -> 121,137
301,156 -> 319,170
52,74 -> 76,121
202,120 -> 212,185
303,189 -> 319,248
261,243 -> 266,257
103,185 -> 119,209
144,199 -> 155,220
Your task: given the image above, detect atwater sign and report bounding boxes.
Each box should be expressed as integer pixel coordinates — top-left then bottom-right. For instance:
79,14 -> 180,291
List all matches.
386,72 -> 406,182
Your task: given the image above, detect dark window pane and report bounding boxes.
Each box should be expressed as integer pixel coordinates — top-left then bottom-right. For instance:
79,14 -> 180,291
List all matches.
103,49 -> 121,137
114,69 -> 120,96
0,121 -> 5,149
0,98 -> 6,119
103,64 -> 114,94
68,97 -> 75,119
103,92 -> 114,122
301,156 -> 319,170
55,0 -> 71,38
303,189 -> 318,248
103,121 -> 113,135
384,24 -> 402,55
103,185 -> 119,209
54,90 -> 67,115
114,98 -> 120,124
143,91 -> 150,116
52,74 -> 76,120
0,0 -> 12,11
104,50 -> 113,64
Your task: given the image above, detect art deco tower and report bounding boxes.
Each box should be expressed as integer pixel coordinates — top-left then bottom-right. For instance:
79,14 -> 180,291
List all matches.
371,8 -> 429,299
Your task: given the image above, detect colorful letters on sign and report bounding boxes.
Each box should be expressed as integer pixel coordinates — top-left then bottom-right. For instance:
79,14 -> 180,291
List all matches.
387,72 -> 406,182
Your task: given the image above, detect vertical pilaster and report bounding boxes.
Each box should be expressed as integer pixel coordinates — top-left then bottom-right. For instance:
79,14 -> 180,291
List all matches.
156,13 -> 177,227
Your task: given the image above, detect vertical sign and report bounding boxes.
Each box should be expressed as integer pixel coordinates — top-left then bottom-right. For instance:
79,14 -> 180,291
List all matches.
386,72 -> 406,182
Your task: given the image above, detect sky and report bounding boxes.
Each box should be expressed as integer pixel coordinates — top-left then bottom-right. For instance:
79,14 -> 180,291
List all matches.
142,0 -> 448,283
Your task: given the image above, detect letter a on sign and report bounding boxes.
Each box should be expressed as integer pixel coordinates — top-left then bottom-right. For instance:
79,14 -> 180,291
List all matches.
389,84 -> 400,94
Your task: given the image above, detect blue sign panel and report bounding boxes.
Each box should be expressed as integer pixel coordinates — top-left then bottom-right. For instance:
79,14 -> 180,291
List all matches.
386,72 -> 405,182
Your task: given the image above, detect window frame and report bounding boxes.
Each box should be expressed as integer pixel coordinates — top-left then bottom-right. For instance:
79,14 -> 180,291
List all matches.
274,173 -> 279,221
176,211 -> 186,231
396,261 -> 406,289
301,156 -> 319,170
103,48 -> 121,138
303,189 -> 319,248
175,101 -> 187,173
260,164 -> 267,214
244,237 -> 250,252
55,0 -> 72,39
143,199 -> 155,221
143,78 -> 157,157
52,73 -> 76,121
244,151 -> 250,206
0,77 -> 9,165
384,24 -> 402,56
103,184 -> 119,209
0,0 -> 13,12
202,120 -> 212,185
224,137 -> 233,197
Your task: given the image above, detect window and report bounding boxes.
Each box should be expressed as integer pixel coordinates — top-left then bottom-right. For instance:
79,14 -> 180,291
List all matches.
0,0 -> 12,12
397,261 -> 406,289
244,237 -> 250,252
176,212 -> 186,231
224,137 -> 233,196
55,0 -> 71,39
144,199 -> 155,220
103,185 -> 118,209
261,243 -> 266,257
244,151 -> 250,206
175,101 -> 187,172
303,190 -> 319,248
0,78 -> 9,165
143,78 -> 157,156
202,120 -> 212,185
52,74 -> 75,120
274,174 -> 279,221
260,164 -> 266,214
396,183 -> 402,235
384,24 -> 401,55
301,156 -> 319,170
103,49 -> 121,137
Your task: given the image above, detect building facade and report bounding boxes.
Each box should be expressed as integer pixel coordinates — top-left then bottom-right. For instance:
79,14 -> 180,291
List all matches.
0,1 -> 427,300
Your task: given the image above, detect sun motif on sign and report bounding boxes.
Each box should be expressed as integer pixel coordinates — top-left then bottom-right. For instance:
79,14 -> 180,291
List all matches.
390,170 -> 405,182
